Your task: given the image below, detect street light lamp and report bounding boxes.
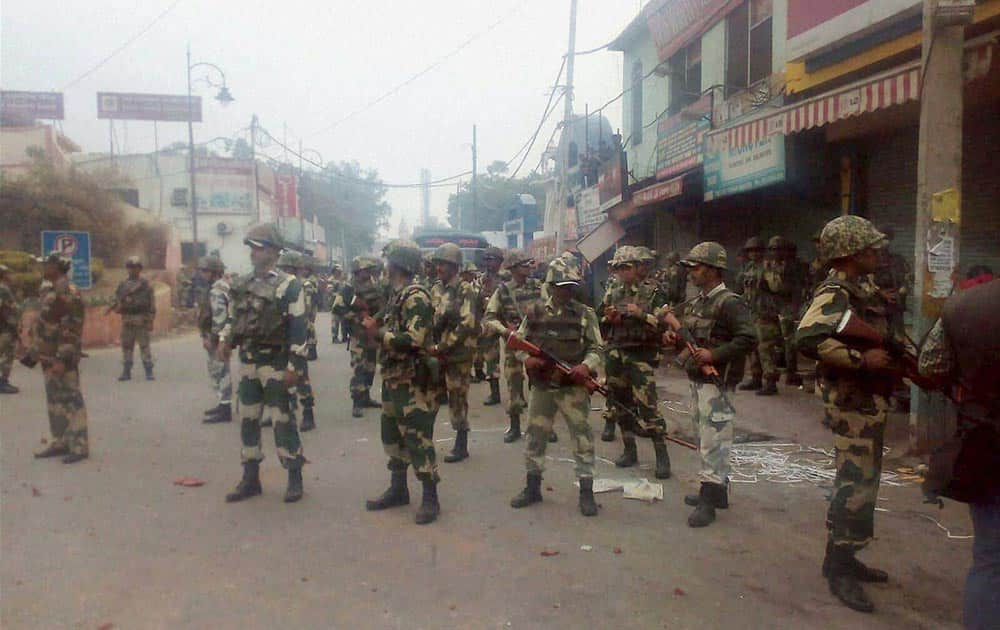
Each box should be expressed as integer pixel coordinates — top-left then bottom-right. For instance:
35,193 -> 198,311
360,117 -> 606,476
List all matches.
186,44 -> 234,261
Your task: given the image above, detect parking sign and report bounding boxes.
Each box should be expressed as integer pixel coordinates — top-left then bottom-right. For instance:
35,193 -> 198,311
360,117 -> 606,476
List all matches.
41,231 -> 92,289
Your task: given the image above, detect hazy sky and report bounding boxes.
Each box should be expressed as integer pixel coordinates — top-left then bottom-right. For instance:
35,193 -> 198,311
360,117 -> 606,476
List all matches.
1,0 -> 639,236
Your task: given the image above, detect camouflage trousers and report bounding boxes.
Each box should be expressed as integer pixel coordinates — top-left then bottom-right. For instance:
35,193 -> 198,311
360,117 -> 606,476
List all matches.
43,366 -> 89,455
605,348 -> 664,441
349,341 -> 377,401
822,380 -> 888,550
746,346 -> 762,380
755,316 -> 783,381
121,315 -> 153,366
503,350 -> 527,417
296,361 -> 314,409
237,361 -> 304,469
478,334 -> 501,379
524,384 -> 595,479
204,345 -> 232,405
689,380 -> 734,485
380,379 -> 440,482
445,360 -> 472,431
0,330 -> 14,379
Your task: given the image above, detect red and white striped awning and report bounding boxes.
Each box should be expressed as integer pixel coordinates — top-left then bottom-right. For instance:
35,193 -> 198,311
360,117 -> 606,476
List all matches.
709,37 -> 995,151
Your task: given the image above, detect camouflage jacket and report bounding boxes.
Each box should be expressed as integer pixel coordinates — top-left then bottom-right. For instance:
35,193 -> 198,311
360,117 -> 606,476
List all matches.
113,277 -> 156,317
431,275 -> 477,362
598,279 -> 666,348
378,283 -> 435,383
483,277 -> 543,337
759,258 -> 809,318
208,277 -> 231,339
0,281 -> 20,334
654,264 -> 688,306
302,276 -> 319,346
220,268 -> 308,373
734,261 -> 762,307
472,271 -> 502,325
30,277 -> 85,367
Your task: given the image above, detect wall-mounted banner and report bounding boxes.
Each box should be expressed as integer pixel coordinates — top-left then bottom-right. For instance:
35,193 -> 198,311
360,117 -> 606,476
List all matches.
703,134 -> 786,201
97,92 -> 201,122
1,91 -> 65,119
655,95 -> 711,181
194,158 -> 255,214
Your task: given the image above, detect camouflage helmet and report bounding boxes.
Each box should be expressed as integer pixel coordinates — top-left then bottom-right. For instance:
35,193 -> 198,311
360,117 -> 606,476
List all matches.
385,239 -> 423,275
634,246 -> 656,263
197,255 -> 225,274
481,246 -> 504,262
502,249 -> 533,270
663,251 -> 681,265
610,245 -> 640,268
125,255 -> 143,268
430,242 -> 462,267
682,242 -> 728,270
820,216 -> 887,261
351,256 -> 379,273
545,255 -> 582,286
462,262 -> 479,274
243,223 -> 284,249
37,252 -> 72,273
277,250 -> 305,269
743,237 -> 764,251
767,235 -> 795,251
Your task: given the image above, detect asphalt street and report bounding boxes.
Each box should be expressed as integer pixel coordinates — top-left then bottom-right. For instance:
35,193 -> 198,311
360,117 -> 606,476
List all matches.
0,314 -> 974,629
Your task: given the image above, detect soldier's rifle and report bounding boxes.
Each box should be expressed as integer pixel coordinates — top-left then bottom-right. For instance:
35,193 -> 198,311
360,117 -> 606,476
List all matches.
833,310 -> 945,392
660,309 -> 736,413
505,331 -> 697,451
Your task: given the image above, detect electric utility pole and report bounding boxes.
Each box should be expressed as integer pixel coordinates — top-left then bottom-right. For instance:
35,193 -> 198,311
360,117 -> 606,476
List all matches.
471,124 -> 478,233
554,0 -> 578,253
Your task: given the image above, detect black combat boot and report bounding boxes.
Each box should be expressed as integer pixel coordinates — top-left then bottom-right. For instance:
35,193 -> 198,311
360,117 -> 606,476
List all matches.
483,379 -> 501,406
118,362 -> 132,381
756,378 -> 779,396
472,367 -> 486,383
785,373 -> 803,387
685,480 -> 729,509
362,393 -> 381,408
822,541 -> 888,583
414,478 -> 440,525
225,461 -> 262,502
652,439 -> 672,479
504,414 -> 522,443
688,482 -> 726,527
34,444 -> 68,459
366,470 -> 410,510
352,399 -> 364,418
143,362 -> 155,381
203,403 -> 232,424
284,466 -> 304,503
510,473 -> 543,508
444,429 -> 469,463
300,406 -> 316,432
62,452 -> 88,464
615,437 -> 638,468
600,419 -> 616,442
578,478 -> 598,516
825,545 -> 875,613
0,377 -> 19,394
738,377 -> 763,391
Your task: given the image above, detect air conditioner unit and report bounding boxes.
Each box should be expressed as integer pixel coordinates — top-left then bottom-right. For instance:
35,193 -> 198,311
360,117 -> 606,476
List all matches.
217,222 -> 233,236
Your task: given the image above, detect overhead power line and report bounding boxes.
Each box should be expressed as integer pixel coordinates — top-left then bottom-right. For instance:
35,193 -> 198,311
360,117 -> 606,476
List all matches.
502,57 -> 566,177
61,0 -> 184,90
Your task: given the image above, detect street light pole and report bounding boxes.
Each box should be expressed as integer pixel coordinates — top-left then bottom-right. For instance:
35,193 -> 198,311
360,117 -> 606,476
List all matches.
186,44 -> 199,259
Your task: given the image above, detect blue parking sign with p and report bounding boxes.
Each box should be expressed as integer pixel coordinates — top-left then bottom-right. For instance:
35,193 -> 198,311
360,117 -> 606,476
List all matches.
41,231 -> 92,289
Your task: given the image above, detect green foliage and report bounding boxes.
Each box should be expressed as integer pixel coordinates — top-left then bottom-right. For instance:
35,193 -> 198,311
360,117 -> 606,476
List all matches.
447,171 -> 546,232
298,162 -> 391,261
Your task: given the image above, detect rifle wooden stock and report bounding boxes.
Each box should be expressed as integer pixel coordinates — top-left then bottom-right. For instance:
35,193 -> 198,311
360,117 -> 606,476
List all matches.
661,310 -> 722,380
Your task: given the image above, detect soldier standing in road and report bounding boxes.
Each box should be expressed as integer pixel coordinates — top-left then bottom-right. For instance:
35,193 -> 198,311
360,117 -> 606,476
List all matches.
428,243 -> 478,464
663,243 -> 754,528
873,226 -> 912,337
278,251 -> 319,432
599,246 -> 672,479
24,254 -> 89,464
218,224 -> 307,504
110,256 -> 156,381
0,264 -> 22,394
796,216 -> 899,613
482,249 -> 543,443
332,256 -> 386,417
197,255 -> 233,424
361,240 -> 442,524
654,251 -> 689,307
761,236 -> 809,390
735,237 -> 765,391
328,264 -> 347,343
508,256 -> 603,517
475,247 -> 505,404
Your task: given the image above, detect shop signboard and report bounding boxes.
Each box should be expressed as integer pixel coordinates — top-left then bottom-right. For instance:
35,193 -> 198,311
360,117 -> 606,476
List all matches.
97,92 -> 202,122
576,186 -> 604,233
787,0 -> 919,61
703,132 -> 786,201
1,90 -> 64,119
655,95 -> 711,181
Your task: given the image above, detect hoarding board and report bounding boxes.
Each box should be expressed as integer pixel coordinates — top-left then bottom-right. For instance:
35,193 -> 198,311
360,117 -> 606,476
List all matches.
655,95 -> 711,181
41,230 -> 91,289
645,0 -> 742,63
97,92 -> 202,122
703,134 -> 786,201
576,187 -> 604,233
1,90 -> 64,119
195,158 -> 254,214
786,0 -> 919,61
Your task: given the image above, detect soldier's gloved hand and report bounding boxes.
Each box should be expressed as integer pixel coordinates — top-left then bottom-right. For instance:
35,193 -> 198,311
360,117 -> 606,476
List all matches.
568,364 -> 592,385
860,348 -> 893,371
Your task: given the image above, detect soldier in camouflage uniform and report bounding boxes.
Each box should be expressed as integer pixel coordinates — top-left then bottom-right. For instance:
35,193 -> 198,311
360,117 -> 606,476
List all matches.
332,256 -> 386,417
654,251 -> 689,306
218,224 -> 308,504
361,240 -> 442,524
110,256 -> 156,381
197,255 -> 233,424
735,237 -> 765,390
483,249 -> 542,443
278,251 -> 319,432
328,264 -> 347,343
429,243 -> 478,463
25,254 -> 90,463
796,216 -> 899,613
0,264 -> 21,394
599,246 -> 672,478
663,243 -> 754,527
474,247 -> 505,403
873,226 -> 912,338
509,256 -> 603,517
758,236 -> 809,392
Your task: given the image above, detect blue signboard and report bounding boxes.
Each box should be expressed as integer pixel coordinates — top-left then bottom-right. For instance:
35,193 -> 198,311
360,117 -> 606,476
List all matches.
703,134 -> 786,202
41,231 -> 92,289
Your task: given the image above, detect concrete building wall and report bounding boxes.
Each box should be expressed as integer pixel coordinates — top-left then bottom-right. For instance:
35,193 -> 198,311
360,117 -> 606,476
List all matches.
621,31 -> 668,182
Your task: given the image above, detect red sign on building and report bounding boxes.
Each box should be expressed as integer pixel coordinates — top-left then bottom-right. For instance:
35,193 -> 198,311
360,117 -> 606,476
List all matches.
274,174 -> 300,219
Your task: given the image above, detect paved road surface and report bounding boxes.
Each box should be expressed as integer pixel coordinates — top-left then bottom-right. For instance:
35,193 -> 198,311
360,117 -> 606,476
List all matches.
1,315 -> 972,629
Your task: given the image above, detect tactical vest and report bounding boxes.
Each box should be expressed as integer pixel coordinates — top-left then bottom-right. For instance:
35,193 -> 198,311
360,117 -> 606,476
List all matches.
230,272 -> 287,346
380,284 -> 432,380
524,300 -> 588,366
354,280 -> 386,317
942,280 -> 1000,412
477,272 -> 501,318
119,279 -> 153,315
606,281 -> 662,347
497,279 -> 542,328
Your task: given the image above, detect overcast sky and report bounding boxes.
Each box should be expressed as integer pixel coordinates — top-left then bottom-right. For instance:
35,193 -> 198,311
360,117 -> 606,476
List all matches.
1,0 -> 640,236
